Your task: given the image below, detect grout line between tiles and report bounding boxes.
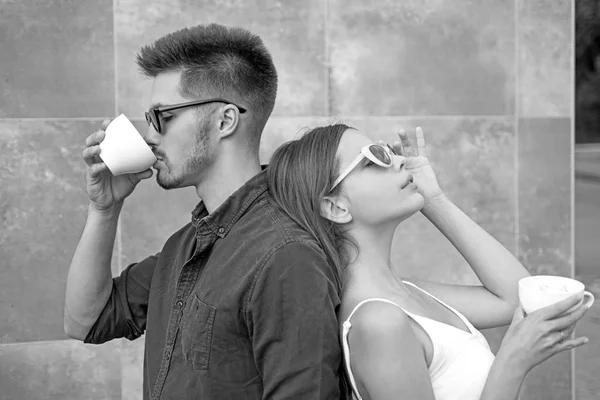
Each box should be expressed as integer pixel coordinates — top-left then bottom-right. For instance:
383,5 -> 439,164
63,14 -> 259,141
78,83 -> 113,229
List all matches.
0,115 -> 574,123
514,0 -> 520,261
0,118 -> 112,122
324,0 -> 330,117
515,121 -> 520,258
113,0 -> 123,277
113,0 -> 119,118
570,0 -> 576,398
0,339 -> 86,347
574,144 -> 600,153
323,115 -> 520,120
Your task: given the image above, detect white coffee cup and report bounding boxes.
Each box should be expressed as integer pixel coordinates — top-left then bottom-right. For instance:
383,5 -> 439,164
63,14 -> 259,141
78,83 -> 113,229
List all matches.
518,275 -> 595,315
99,114 -> 157,176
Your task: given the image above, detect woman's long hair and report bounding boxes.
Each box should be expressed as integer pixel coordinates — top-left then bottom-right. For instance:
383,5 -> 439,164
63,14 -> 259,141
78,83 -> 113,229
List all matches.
266,123 -> 356,398
267,124 -> 357,284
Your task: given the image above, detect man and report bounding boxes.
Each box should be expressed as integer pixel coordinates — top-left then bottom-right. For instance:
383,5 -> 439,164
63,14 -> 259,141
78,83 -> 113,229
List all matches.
64,23 -> 344,400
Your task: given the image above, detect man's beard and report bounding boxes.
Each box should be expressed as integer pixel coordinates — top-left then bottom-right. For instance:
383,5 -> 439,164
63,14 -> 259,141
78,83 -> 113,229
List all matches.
156,117 -> 212,190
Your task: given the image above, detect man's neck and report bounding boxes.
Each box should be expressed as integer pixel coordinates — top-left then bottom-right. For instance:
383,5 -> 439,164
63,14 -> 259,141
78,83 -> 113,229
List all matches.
195,155 -> 262,214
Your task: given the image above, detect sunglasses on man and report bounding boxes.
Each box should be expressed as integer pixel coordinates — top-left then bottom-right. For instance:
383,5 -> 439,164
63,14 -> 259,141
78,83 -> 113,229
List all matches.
330,143 -> 398,191
145,98 -> 247,134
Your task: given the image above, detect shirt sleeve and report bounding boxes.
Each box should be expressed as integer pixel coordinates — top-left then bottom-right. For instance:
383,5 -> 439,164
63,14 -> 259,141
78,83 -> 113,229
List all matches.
84,253 -> 158,344
247,241 -> 343,400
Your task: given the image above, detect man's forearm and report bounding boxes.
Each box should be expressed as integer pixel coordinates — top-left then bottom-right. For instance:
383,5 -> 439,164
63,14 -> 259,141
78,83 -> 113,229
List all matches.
64,204 -> 122,340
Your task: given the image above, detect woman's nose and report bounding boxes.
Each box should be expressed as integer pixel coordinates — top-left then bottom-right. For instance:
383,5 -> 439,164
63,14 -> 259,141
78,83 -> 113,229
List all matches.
392,155 -> 406,172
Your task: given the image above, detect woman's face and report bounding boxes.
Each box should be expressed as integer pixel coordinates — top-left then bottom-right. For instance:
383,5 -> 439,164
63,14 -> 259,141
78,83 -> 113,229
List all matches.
334,129 -> 424,226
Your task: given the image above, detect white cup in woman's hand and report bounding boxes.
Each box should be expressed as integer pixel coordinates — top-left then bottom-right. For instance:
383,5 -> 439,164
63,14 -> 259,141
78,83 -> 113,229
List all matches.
519,275 -> 595,315
99,114 -> 157,176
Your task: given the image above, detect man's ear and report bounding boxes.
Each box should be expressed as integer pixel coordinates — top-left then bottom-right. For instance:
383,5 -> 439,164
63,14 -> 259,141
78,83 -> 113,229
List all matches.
216,105 -> 240,139
320,195 -> 352,224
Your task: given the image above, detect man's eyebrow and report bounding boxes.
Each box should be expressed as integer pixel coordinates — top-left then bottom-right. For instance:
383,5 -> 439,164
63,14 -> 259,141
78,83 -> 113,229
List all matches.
149,102 -> 166,109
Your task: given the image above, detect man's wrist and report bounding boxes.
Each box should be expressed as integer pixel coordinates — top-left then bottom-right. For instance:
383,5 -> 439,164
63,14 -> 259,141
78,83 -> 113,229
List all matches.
88,202 -> 123,221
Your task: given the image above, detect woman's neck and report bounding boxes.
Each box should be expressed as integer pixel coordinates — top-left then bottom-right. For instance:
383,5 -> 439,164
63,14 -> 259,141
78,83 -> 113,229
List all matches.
345,222 -> 409,295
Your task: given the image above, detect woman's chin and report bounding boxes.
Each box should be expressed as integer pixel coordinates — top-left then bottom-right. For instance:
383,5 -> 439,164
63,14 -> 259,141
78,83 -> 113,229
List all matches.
408,194 -> 425,217
393,195 -> 425,221
411,191 -> 426,210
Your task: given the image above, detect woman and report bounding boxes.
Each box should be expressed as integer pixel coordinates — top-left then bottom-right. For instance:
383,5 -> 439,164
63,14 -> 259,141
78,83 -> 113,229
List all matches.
266,124 -> 591,400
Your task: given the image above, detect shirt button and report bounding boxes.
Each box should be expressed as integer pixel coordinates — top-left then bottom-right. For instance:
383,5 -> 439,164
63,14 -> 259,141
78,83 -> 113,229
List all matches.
176,300 -> 183,307
165,349 -> 172,358
218,227 -> 224,234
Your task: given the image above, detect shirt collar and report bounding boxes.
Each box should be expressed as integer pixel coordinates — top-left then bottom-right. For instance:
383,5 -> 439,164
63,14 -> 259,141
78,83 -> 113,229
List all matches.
190,170 -> 268,238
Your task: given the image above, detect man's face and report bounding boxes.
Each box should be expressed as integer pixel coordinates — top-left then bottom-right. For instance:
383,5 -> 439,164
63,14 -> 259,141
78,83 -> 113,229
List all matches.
144,71 -> 214,190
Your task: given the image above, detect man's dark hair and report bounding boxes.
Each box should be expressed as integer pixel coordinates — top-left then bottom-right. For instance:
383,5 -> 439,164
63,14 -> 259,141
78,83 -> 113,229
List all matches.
136,23 -> 278,150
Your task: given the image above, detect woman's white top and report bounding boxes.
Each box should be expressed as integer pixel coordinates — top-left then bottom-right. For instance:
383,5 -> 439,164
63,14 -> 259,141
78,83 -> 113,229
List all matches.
342,281 -> 495,400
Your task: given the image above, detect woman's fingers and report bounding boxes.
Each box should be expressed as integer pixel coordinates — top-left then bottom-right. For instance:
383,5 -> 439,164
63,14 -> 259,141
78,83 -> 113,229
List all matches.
536,293 -> 585,320
415,127 -> 427,158
391,140 -> 403,155
508,304 -> 526,327
397,129 -> 414,157
552,336 -> 589,354
560,324 -> 577,340
549,301 -> 590,331
395,127 -> 427,158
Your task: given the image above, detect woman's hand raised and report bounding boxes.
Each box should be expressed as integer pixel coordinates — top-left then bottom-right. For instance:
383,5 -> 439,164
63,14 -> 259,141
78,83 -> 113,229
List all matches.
392,127 -> 444,203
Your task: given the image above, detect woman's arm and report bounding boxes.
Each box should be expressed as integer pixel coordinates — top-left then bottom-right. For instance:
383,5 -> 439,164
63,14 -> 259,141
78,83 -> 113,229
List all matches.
396,128 -> 529,328
415,193 -> 530,328
480,353 -> 526,400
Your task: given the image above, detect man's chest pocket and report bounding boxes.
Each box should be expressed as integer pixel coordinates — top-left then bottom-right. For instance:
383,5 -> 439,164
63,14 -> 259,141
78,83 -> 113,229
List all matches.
181,294 -> 216,370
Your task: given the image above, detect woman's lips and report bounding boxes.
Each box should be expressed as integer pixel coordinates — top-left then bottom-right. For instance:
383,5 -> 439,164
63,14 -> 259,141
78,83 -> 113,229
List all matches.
400,175 -> 414,189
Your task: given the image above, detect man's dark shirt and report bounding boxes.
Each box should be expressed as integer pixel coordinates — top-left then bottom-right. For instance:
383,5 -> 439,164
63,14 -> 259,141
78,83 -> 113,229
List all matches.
84,171 -> 343,399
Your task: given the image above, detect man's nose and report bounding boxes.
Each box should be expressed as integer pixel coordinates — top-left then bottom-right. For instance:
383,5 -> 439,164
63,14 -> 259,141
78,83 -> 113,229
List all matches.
144,124 -> 160,148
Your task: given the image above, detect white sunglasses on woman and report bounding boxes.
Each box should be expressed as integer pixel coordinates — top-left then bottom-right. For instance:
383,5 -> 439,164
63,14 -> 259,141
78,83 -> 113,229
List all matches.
330,143 -> 398,191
